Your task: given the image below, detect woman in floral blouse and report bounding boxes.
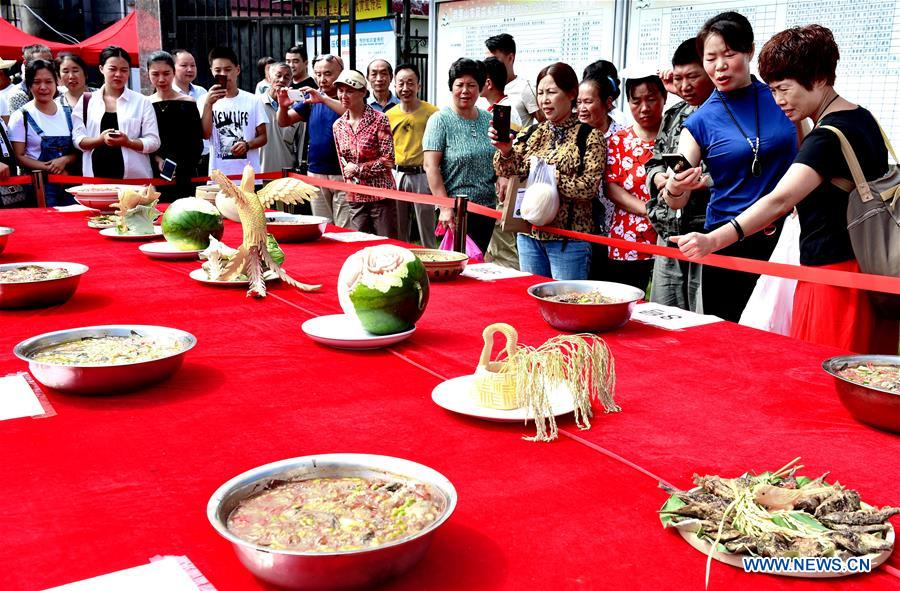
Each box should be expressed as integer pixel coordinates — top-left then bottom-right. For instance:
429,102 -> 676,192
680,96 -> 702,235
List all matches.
332,69 -> 397,237
604,73 -> 666,290
492,62 -> 606,280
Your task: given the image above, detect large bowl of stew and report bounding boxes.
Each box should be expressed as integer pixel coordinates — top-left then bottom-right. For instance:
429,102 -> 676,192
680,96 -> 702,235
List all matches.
0,261 -> 88,309
822,355 -> 900,433
207,453 -> 457,590
13,324 -> 196,394
528,280 -> 644,332
0,226 -> 12,254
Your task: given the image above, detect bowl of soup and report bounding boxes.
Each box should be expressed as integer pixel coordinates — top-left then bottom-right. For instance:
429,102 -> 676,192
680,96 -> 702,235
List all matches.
527,280 -> 644,332
207,453 -> 457,590
822,355 -> 900,433
14,324 -> 196,394
0,262 -> 88,309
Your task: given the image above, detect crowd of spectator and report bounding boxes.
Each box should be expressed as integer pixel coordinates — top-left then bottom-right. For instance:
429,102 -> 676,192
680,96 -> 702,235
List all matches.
0,12 -> 895,353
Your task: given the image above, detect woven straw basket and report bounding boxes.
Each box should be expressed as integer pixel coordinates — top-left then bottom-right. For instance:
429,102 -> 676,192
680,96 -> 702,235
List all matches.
472,323 -> 520,410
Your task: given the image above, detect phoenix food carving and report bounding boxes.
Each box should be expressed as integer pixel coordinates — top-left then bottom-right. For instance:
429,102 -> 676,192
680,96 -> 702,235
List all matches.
206,166 -> 321,297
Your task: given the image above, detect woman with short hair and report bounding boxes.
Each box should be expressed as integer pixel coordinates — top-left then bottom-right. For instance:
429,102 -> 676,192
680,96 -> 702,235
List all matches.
492,62 -> 607,279
423,58 -> 497,253
8,59 -> 78,205
332,69 -> 397,237
665,12 -> 798,321
72,46 -> 160,179
673,24 -> 898,353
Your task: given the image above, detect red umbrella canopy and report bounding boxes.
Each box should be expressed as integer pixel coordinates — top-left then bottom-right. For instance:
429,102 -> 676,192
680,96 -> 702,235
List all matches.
75,12 -> 139,66
0,18 -> 75,60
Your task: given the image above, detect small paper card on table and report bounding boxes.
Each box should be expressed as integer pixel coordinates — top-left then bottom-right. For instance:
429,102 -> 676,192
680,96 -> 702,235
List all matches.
631,302 -> 723,331
461,263 -> 532,281
322,231 -> 388,243
0,373 -> 46,421
44,556 -> 210,591
53,204 -> 94,212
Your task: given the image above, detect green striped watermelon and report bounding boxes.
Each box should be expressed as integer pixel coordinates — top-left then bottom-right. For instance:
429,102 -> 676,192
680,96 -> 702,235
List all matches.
338,245 -> 430,335
162,198 -> 225,250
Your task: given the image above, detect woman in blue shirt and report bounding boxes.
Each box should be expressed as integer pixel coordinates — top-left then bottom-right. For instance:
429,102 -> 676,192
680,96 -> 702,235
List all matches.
664,11 -> 798,321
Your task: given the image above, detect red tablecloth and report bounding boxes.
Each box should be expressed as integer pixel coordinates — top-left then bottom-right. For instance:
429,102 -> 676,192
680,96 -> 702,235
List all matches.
0,209 -> 897,590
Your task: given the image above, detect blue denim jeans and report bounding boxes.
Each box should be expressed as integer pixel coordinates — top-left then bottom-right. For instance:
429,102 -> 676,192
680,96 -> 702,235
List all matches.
516,235 -> 592,280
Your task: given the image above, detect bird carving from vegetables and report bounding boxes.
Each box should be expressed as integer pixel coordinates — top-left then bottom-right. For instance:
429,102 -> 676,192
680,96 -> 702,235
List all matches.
112,185 -> 161,235
206,165 -> 321,298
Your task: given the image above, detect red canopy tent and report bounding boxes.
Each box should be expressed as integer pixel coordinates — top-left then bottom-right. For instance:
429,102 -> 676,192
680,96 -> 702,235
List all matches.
74,12 -> 139,66
0,18 -> 75,60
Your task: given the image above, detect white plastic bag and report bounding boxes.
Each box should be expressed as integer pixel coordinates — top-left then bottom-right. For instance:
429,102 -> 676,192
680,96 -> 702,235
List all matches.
520,156 -> 559,226
739,213 -> 801,335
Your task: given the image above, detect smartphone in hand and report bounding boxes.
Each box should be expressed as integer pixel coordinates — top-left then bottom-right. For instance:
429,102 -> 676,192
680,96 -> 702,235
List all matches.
492,104 -> 512,143
661,153 -> 692,173
107,130 -> 122,138
287,88 -> 306,102
160,158 -> 177,181
214,74 -> 228,88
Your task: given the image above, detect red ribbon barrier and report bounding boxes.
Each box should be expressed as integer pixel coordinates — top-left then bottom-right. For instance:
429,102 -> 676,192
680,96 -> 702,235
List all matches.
14,167 -> 896,295
45,171 -> 283,186
0,176 -> 36,186
286,172 -> 900,296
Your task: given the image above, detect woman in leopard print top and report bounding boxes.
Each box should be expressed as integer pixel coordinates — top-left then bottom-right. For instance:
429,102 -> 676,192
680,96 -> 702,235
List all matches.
493,62 -> 606,280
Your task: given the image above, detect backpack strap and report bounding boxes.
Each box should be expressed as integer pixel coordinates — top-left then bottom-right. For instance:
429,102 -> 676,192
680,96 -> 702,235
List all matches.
876,122 -> 899,165
819,125 -> 873,202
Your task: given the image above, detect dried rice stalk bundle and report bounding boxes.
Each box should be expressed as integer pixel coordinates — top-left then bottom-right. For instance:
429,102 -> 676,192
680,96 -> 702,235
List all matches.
506,333 -> 618,442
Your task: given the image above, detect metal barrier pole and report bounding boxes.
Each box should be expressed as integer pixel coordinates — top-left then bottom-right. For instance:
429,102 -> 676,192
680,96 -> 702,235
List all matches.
281,166 -> 293,178
453,196 -> 468,254
31,170 -> 47,208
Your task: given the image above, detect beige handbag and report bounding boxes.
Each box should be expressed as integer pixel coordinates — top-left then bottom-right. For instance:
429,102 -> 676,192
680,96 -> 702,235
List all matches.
472,323 -> 520,410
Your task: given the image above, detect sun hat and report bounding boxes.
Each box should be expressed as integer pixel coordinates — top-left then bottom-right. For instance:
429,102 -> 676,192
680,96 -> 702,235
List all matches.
0,58 -> 16,71
334,69 -> 366,91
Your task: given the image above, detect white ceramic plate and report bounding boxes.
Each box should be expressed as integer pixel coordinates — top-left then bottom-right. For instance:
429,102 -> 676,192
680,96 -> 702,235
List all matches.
139,241 -> 202,260
301,314 -> 415,350
667,497 -> 894,578
99,227 -> 163,240
431,374 -> 576,422
188,268 -> 277,286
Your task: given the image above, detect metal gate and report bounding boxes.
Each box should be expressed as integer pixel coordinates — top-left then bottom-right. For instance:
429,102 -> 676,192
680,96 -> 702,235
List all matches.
160,1 -> 339,92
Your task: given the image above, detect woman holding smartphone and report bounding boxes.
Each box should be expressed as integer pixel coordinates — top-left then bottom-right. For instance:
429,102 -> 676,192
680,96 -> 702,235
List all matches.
492,62 -> 606,279
147,51 -> 203,200
663,12 -> 797,321
72,46 -> 160,179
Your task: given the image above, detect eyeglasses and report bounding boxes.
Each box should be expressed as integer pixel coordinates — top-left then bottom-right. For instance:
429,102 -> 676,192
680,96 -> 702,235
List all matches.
313,53 -> 344,68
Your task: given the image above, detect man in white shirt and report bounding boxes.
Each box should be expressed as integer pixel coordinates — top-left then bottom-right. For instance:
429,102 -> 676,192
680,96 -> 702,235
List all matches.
198,46 -> 267,177
484,33 -> 541,126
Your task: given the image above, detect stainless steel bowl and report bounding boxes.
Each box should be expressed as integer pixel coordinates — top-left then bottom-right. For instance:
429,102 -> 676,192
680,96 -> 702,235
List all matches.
14,324 -> 196,394
207,453 -> 457,591
0,262 -> 88,309
527,280 -> 644,332
265,214 -> 329,243
409,249 -> 468,282
0,226 -> 12,254
822,355 -> 900,433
